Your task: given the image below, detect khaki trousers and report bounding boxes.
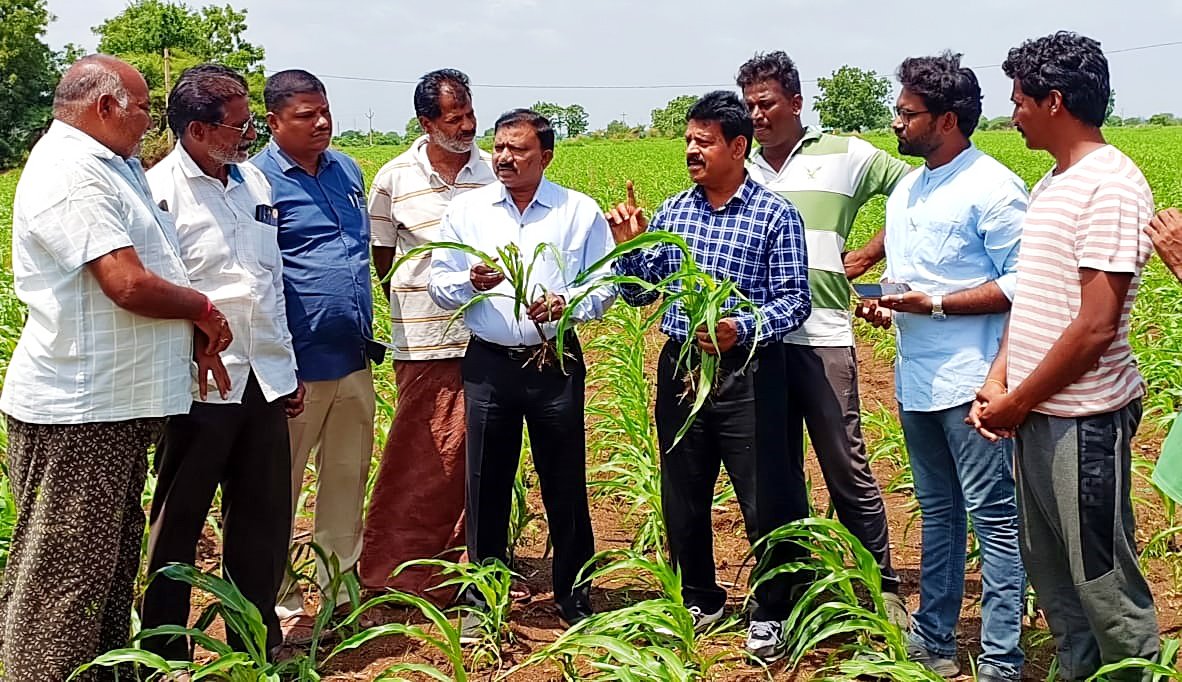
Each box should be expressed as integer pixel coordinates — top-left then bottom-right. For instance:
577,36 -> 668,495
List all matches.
276,367 -> 375,617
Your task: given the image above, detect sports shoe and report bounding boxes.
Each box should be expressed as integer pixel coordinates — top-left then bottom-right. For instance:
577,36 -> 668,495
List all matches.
745,619 -> 786,662
688,604 -> 724,631
906,640 -> 960,677
881,591 -> 910,631
458,611 -> 482,645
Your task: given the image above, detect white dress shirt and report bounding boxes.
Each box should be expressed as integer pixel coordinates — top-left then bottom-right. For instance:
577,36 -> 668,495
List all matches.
148,144 -> 298,404
0,121 -> 193,424
429,178 -> 616,347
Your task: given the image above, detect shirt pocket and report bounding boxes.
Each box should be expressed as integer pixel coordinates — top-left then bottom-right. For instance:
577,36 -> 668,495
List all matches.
248,219 -> 282,271
913,212 -> 972,275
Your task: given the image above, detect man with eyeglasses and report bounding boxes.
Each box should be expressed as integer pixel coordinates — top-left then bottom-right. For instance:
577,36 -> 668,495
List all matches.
142,63 -> 304,661
856,53 -> 1027,682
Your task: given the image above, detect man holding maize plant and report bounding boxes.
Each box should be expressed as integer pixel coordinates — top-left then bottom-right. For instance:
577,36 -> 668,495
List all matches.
859,53 -> 1028,681
971,32 -> 1160,680
361,69 -> 497,604
0,56 -> 233,679
607,91 -> 811,662
428,109 -> 615,628
737,50 -> 910,627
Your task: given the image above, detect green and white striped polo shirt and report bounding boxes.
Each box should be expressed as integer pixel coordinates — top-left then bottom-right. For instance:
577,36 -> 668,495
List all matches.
748,127 -> 910,347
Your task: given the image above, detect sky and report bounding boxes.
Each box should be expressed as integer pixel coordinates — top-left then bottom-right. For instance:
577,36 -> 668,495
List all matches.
44,0 -> 1182,135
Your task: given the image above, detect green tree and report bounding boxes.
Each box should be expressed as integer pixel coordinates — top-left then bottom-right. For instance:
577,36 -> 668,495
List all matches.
93,0 -> 265,124
405,116 -> 423,139
563,103 -> 589,137
1149,112 -> 1177,126
530,101 -> 567,136
0,0 -> 59,168
813,65 -> 891,132
650,95 -> 697,138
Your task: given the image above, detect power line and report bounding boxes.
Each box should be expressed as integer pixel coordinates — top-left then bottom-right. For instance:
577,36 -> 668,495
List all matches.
270,39 -> 1182,91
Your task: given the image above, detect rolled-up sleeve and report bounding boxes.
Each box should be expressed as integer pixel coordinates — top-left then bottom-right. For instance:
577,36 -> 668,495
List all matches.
979,179 -> 1028,300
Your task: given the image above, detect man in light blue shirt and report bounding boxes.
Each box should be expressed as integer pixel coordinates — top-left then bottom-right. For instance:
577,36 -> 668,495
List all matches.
857,54 -> 1027,682
429,108 -> 614,632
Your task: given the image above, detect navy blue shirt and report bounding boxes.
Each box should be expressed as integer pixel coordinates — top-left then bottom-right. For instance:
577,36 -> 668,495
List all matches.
252,142 -> 381,381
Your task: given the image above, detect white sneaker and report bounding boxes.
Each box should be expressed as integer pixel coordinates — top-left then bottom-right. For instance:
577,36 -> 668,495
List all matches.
688,604 -> 724,632
881,591 -> 910,631
745,619 -> 786,662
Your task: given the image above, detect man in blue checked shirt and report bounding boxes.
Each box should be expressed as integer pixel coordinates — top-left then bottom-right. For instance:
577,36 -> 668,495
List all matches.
607,90 -> 810,662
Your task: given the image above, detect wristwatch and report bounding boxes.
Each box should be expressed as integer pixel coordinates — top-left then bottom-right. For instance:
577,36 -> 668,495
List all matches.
930,295 -> 946,320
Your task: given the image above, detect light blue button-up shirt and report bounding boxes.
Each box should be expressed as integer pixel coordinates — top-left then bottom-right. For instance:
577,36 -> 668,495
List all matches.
428,178 -> 616,347
884,144 -> 1028,412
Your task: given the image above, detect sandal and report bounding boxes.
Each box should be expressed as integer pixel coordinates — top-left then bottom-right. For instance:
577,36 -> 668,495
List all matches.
279,612 -> 317,647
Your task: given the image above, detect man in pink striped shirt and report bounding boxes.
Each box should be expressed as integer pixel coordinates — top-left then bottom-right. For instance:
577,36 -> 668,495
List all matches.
970,32 -> 1159,681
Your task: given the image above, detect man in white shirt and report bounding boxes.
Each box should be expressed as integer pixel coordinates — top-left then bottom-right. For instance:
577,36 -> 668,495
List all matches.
0,55 -> 232,679
429,109 -> 615,629
141,64 -> 304,662
360,69 -> 496,602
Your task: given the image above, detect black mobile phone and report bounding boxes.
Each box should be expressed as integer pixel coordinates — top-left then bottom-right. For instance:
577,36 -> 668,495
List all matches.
852,283 -> 912,299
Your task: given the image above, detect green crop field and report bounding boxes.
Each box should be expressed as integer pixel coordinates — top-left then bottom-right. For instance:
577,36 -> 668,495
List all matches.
2,128 -> 1182,680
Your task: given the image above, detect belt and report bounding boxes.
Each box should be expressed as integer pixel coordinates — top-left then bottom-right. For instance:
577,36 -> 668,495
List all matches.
471,333 -> 577,362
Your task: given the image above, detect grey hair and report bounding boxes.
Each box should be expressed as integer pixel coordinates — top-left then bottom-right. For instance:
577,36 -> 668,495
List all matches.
53,55 -> 131,123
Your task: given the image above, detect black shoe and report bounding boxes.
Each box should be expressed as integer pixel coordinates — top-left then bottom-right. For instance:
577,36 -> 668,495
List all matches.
557,593 -> 593,627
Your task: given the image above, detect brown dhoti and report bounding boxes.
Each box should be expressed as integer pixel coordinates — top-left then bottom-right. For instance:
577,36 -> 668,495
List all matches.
358,359 -> 466,605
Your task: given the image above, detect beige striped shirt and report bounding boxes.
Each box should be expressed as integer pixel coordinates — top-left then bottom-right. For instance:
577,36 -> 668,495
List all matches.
369,136 -> 496,360
1007,145 -> 1154,417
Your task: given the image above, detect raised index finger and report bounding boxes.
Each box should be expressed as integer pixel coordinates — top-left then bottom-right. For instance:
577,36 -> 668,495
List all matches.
626,180 -> 637,209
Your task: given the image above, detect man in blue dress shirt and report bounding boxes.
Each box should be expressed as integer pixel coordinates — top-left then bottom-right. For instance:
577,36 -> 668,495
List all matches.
429,109 -> 615,631
252,70 -> 383,643
857,54 -> 1027,682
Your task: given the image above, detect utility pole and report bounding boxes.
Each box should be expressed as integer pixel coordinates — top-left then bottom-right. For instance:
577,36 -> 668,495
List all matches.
163,46 -> 174,144
366,108 -> 375,146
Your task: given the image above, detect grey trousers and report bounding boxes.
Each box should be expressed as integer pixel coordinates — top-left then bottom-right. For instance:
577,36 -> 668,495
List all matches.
784,343 -> 899,590
1017,400 -> 1159,681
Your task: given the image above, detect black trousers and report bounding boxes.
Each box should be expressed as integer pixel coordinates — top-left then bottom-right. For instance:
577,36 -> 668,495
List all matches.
656,339 -> 808,621
141,373 -> 292,660
462,337 -> 595,605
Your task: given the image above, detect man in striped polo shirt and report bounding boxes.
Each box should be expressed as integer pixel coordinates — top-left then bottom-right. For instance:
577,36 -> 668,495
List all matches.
737,52 -> 910,621
972,33 -> 1160,680
361,69 -> 496,602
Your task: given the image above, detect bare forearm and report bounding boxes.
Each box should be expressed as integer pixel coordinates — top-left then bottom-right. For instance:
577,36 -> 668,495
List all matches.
114,274 -> 208,319
1007,320 -> 1115,411
944,281 -> 1011,315
844,229 -> 885,279
373,245 -> 394,301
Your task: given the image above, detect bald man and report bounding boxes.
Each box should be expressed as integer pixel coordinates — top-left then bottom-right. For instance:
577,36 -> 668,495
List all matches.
0,55 -> 233,680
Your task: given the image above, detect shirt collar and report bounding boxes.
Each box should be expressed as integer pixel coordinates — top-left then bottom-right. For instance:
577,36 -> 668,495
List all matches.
172,142 -> 243,186
751,125 -> 823,173
268,139 -> 334,175
496,177 -> 557,210
920,142 -> 979,183
692,173 -> 756,211
411,134 -> 486,181
47,119 -> 119,161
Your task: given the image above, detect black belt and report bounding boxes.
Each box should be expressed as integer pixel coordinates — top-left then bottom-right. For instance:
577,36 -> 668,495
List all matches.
471,333 -> 577,362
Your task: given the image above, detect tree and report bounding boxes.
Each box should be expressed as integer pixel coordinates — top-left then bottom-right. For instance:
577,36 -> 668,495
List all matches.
1106,89 -> 1116,121
92,0 -> 266,126
1149,113 -> 1178,127
563,104 -> 589,137
813,65 -> 891,132
0,0 -> 59,168
405,116 -> 423,139
530,101 -> 567,136
650,95 -> 697,138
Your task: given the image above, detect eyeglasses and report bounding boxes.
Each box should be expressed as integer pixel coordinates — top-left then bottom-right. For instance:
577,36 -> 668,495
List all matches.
210,119 -> 253,138
894,107 -> 931,122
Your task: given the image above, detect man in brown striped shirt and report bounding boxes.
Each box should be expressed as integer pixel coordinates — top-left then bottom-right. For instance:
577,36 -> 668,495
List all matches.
361,69 -> 496,601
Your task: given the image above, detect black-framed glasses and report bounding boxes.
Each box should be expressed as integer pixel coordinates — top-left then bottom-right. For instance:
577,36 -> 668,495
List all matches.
210,119 -> 253,138
894,107 -> 932,122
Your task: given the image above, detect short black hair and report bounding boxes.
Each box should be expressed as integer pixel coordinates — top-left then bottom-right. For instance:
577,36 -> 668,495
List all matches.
167,64 -> 248,138
896,52 -> 982,138
735,51 -> 802,97
414,69 -> 472,120
686,90 -> 754,157
1002,32 -> 1109,127
264,69 -> 327,112
494,109 -> 555,151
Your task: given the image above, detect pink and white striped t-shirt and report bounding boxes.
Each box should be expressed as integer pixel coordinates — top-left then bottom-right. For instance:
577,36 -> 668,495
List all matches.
1007,145 -> 1154,418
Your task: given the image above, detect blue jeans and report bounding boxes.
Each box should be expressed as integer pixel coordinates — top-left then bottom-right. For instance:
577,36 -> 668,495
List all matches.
901,402 -> 1025,679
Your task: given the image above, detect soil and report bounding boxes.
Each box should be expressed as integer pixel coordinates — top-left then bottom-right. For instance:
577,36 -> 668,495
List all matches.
189,337 -> 1182,680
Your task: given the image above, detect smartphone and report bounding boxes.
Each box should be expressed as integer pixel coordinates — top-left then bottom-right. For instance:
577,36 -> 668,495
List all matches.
852,282 -> 912,299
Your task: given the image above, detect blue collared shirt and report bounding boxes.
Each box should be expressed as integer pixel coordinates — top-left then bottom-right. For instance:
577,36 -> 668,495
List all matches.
252,142 -> 379,381
428,178 -> 616,346
613,176 -> 811,346
883,144 -> 1028,412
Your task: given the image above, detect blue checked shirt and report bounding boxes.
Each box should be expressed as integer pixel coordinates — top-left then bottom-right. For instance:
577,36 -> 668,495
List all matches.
613,176 -> 811,345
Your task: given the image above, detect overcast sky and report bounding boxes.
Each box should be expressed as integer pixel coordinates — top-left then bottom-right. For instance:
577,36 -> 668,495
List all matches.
45,0 -> 1182,135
